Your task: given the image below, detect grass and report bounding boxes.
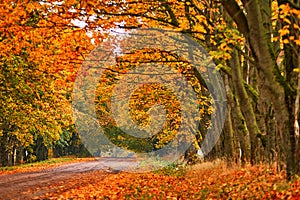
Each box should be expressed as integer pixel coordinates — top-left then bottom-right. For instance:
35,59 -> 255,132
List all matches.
153,162 -> 187,177
0,156 -> 95,174
0,157 -> 72,171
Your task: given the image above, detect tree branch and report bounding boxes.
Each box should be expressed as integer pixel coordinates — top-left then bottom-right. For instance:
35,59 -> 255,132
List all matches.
278,0 -> 300,9
221,0 -> 249,38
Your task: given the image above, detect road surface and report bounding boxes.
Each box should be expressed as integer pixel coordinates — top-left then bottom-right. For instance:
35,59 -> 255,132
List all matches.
0,157 -> 138,200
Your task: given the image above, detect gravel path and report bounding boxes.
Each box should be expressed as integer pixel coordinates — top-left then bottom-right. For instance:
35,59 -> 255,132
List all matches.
0,157 -> 138,200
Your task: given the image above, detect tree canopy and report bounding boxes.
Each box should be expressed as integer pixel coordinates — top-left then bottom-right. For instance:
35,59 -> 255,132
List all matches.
0,0 -> 299,179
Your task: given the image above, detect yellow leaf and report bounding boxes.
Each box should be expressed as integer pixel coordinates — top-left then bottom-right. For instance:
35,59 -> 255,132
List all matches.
278,28 -> 290,36
294,37 -> 300,46
283,18 -> 291,24
293,68 -> 300,73
283,39 -> 289,44
272,36 -> 279,42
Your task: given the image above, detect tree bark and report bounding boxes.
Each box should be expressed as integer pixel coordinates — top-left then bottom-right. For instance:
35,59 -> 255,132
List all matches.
224,75 -> 235,164
245,0 -> 296,179
222,0 -> 297,179
230,49 -> 261,164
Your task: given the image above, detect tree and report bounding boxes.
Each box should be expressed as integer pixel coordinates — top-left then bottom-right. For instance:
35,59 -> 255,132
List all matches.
0,0 -> 93,165
1,0 -> 299,180
82,0 -> 300,178
221,0 -> 300,179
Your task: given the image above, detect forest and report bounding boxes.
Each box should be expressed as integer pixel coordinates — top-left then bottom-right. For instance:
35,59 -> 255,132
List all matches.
0,0 -> 299,185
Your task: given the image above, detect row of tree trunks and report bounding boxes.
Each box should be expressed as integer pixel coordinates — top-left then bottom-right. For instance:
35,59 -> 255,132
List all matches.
221,0 -> 299,179
0,134 -> 49,166
0,144 -> 23,166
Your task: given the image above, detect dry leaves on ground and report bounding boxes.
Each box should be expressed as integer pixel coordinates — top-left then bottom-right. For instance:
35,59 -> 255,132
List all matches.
33,161 -> 300,199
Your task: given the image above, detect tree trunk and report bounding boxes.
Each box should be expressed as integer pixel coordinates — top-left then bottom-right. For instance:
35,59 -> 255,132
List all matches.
230,49 -> 261,164
224,75 -> 235,164
245,0 -> 295,179
226,78 -> 251,164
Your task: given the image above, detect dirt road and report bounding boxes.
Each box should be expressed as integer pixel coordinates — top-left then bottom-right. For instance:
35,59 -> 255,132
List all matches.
0,157 -> 138,200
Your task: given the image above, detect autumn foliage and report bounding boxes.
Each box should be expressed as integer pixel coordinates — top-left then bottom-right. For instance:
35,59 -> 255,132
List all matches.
24,161 -> 300,199
1,1 -> 300,199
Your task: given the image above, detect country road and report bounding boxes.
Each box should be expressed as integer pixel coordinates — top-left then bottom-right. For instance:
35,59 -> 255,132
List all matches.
0,157 -> 138,200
